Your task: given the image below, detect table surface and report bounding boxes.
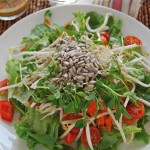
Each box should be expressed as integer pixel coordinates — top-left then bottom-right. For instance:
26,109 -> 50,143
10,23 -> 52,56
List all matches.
0,0 -> 149,35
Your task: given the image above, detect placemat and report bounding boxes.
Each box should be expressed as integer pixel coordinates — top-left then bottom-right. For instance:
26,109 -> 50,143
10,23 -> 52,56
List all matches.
0,0 -> 149,35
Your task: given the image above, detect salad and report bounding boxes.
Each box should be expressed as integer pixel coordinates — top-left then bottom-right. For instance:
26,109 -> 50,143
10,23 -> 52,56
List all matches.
0,10 -> 150,150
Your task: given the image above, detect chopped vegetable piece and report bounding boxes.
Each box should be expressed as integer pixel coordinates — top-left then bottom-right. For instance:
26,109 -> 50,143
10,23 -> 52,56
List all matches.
0,79 -> 8,94
123,102 -> 145,125
100,32 -> 110,40
0,100 -> 13,122
87,100 -> 97,117
64,127 -> 80,144
100,35 -> 108,45
45,18 -> 51,25
124,36 -> 142,46
81,126 -> 101,146
64,21 -> 71,28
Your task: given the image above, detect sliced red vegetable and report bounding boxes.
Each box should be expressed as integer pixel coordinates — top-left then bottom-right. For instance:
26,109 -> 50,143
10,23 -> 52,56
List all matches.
70,127 -> 80,134
81,126 -> 101,146
100,35 -> 108,46
45,18 -> 51,25
124,36 -> 142,46
21,46 -> 27,52
64,21 -> 71,28
63,113 -> 82,120
0,79 -> 8,94
87,100 -> 97,117
126,102 -> 145,119
123,102 -> 145,125
123,117 -> 136,125
97,115 -> 105,126
0,100 -> 13,122
100,32 -> 110,40
64,127 -> 80,144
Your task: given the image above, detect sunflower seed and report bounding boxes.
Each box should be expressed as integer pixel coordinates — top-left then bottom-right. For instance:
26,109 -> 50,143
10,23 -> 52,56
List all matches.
77,67 -> 83,74
69,68 -> 76,76
63,61 -> 70,66
89,80 -> 96,84
72,66 -> 76,73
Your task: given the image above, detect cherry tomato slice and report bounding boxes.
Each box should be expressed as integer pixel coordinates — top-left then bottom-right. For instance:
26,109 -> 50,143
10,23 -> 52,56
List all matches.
0,100 -> 13,122
100,32 -> 110,40
126,102 -> 145,119
70,127 -> 80,134
123,117 -> 136,125
0,79 -> 8,94
63,113 -> 82,120
123,102 -> 145,125
81,126 -> 101,146
100,35 -> 108,46
64,127 -> 80,144
124,36 -> 142,46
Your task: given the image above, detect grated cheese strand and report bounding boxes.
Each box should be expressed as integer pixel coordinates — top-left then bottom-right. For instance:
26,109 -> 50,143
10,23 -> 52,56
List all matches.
107,108 -> 127,143
86,123 -> 94,150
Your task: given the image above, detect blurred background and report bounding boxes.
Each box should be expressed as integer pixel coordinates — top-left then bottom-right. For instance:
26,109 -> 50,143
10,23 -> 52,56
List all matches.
0,0 -> 149,35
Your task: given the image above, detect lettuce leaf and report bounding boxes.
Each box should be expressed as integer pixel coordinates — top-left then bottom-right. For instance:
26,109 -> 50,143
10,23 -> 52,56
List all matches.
15,108 -> 61,150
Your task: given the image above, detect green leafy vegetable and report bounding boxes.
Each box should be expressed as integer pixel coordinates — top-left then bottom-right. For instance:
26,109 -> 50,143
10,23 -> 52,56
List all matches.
85,12 -> 104,29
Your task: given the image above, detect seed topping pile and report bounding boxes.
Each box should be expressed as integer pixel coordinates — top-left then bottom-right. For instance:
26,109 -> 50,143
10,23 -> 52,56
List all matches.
52,36 -> 102,91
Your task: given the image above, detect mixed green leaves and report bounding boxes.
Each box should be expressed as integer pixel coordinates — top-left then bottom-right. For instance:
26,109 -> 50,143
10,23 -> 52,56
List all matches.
15,108 -> 61,150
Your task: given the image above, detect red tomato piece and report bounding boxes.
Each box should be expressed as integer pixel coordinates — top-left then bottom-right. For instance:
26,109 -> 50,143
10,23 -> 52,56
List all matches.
70,127 -> 80,134
0,79 -> 8,94
126,102 -> 145,119
123,117 -> 136,125
100,32 -> 110,40
100,35 -> 108,46
0,100 -> 13,122
124,36 -> 142,46
123,102 -> 145,125
64,127 -> 80,144
81,126 -> 101,146
87,100 -> 97,117
63,113 -> 82,120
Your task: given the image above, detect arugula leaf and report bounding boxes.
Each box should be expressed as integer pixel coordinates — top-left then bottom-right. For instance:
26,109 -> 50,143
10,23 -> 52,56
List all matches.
76,91 -> 86,97
85,12 -> 104,29
64,102 -> 76,114
75,119 -> 87,129
44,10 -> 52,19
85,92 -> 96,101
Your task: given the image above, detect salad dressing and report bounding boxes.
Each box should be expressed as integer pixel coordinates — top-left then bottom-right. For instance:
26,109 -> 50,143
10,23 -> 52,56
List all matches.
0,0 -> 29,17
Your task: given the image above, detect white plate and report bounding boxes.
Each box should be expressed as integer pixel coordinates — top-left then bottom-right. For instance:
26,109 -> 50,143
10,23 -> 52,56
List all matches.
0,4 -> 150,150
